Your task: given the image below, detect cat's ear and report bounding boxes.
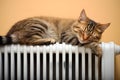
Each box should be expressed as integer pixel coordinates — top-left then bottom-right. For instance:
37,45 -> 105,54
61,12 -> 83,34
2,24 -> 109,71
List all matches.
79,9 -> 87,21
99,23 -> 110,32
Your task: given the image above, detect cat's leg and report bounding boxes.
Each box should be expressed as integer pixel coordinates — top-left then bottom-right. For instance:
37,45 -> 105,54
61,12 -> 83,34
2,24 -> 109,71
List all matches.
20,37 -> 56,45
86,42 -> 102,57
29,38 -> 56,45
10,32 -> 56,45
17,32 -> 57,45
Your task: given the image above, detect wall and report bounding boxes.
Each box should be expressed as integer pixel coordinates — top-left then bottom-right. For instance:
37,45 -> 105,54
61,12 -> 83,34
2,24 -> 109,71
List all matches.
0,0 -> 120,79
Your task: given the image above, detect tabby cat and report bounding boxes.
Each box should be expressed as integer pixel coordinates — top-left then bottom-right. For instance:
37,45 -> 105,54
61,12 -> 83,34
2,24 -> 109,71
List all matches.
0,9 -> 110,56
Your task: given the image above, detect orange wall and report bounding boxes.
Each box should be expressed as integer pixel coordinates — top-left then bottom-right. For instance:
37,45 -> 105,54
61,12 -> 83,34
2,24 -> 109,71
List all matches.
0,0 -> 120,79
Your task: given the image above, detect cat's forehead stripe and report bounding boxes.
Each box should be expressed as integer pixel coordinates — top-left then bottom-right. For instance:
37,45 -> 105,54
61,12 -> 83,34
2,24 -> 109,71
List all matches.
87,20 -> 97,32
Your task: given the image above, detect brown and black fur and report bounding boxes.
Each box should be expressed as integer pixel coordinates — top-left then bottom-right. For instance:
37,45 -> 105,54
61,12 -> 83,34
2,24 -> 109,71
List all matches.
0,9 -> 110,56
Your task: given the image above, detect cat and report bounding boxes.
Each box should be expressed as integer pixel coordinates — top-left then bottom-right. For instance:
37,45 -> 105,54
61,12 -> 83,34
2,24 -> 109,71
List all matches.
0,9 -> 110,57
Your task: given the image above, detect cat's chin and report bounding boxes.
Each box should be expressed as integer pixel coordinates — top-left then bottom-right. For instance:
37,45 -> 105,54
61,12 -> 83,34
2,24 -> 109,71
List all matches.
79,40 -> 89,44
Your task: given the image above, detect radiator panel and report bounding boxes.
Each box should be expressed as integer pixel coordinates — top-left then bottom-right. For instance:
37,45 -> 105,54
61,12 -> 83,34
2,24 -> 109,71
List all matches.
0,42 -> 117,80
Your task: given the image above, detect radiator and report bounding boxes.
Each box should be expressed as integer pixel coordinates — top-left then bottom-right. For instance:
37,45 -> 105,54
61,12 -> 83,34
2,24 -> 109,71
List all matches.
0,42 -> 120,80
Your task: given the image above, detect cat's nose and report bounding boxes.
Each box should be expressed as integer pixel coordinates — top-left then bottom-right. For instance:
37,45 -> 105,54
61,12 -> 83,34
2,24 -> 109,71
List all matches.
83,33 -> 88,40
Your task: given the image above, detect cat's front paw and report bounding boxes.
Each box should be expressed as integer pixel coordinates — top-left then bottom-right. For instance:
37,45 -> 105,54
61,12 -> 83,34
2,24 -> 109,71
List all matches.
96,49 -> 103,57
49,38 -> 56,44
88,42 -> 102,57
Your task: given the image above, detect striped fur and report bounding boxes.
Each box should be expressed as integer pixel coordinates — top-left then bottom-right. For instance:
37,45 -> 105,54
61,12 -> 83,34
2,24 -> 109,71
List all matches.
0,9 -> 110,54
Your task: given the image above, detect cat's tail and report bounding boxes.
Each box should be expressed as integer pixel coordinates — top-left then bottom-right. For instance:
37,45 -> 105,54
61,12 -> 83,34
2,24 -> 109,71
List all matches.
0,36 -> 13,45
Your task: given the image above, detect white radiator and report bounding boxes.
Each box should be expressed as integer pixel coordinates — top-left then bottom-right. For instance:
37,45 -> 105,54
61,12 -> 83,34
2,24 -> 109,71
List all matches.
0,42 -> 120,80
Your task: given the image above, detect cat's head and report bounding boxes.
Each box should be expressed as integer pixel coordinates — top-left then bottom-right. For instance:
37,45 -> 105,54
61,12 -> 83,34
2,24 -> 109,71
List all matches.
72,9 -> 110,44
